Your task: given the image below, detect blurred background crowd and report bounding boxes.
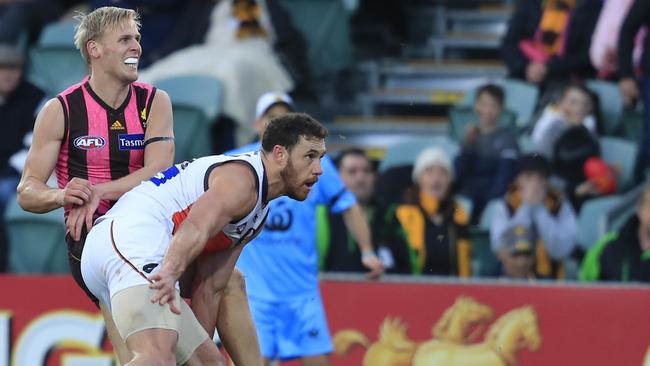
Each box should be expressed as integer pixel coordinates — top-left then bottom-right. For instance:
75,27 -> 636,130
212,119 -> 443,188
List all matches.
1,0 -> 649,283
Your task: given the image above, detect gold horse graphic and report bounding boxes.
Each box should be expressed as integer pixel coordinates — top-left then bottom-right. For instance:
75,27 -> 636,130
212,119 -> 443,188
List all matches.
412,306 -> 542,366
431,296 -> 494,343
333,317 -> 417,366
333,296 -> 495,366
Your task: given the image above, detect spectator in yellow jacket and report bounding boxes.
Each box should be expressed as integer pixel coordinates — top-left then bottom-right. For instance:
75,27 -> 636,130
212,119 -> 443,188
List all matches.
396,147 -> 472,277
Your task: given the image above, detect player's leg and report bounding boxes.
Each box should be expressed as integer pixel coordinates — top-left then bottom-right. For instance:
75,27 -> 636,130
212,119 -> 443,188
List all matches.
189,245 -> 263,366
245,296 -> 280,366
215,268 -> 261,365
111,285 -> 183,365
175,298 -> 225,366
81,220 -> 178,365
278,294 -> 332,366
68,228 -> 132,365
99,302 -> 133,365
122,327 -> 177,366
114,286 -> 226,366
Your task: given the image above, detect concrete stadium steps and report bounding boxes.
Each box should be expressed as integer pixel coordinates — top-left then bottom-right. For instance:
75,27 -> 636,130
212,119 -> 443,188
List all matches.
427,32 -> 503,59
360,88 -> 464,116
404,2 -> 512,58
374,59 -> 507,89
326,115 -> 448,154
444,7 -> 511,34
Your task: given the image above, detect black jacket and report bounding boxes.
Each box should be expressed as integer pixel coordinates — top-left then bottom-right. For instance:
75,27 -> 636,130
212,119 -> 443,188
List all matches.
618,0 -> 650,78
501,0 -> 602,80
0,79 -> 44,176
593,216 -> 650,282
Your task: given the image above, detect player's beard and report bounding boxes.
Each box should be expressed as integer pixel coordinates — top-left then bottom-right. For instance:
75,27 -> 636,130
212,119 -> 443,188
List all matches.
280,158 -> 307,201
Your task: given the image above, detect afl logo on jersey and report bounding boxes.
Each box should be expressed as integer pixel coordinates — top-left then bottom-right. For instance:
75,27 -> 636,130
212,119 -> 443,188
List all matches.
73,135 -> 106,150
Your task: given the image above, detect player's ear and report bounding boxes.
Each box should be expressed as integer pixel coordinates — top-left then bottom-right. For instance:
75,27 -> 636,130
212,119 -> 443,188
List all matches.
272,145 -> 288,167
87,39 -> 100,60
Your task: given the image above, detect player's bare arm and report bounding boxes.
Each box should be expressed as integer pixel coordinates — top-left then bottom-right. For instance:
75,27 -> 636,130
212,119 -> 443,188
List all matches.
68,90 -> 175,238
149,162 -> 259,313
343,203 -> 385,278
17,98 -> 93,213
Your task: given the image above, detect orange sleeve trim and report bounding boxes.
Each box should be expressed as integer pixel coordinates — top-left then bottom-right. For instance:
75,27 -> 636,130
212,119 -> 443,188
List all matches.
171,204 -> 233,253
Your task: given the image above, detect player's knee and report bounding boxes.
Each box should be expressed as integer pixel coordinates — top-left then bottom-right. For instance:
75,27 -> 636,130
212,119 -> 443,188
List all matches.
225,268 -> 246,295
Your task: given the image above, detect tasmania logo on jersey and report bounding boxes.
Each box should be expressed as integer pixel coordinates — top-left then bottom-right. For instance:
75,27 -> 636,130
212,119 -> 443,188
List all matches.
73,136 -> 106,150
118,133 -> 145,150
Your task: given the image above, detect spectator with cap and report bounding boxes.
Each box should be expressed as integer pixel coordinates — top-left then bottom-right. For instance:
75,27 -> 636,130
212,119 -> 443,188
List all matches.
490,153 -> 577,279
580,185 -> 650,283
0,43 -> 46,272
497,225 -> 538,279
396,147 -> 472,277
252,91 -> 294,141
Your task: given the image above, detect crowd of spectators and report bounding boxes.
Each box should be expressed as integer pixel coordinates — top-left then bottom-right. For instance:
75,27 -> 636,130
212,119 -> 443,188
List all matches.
0,0 -> 648,283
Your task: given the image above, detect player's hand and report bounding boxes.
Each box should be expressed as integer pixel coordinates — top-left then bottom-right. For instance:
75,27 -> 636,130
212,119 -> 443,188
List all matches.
361,250 -> 385,279
66,205 -> 88,241
59,177 -> 93,206
148,268 -> 181,315
67,185 -> 102,240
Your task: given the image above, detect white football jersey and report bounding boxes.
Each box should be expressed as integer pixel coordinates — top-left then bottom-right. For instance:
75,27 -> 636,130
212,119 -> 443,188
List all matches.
100,151 -> 269,250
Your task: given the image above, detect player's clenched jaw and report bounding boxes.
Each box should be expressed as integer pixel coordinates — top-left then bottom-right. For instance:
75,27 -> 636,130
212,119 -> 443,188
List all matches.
281,136 -> 325,201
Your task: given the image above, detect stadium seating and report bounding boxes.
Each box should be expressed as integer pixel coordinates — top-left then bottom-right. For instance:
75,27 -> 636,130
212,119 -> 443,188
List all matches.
27,20 -> 88,96
154,75 -> 224,162
279,0 -> 353,79
459,79 -> 539,128
576,195 -> 623,251
447,105 -> 517,142
4,196 -> 68,274
462,198 -> 500,277
517,134 -> 540,154
469,227 -> 500,277
586,80 -> 623,136
620,106 -> 644,143
378,136 -> 459,173
599,136 -> 638,192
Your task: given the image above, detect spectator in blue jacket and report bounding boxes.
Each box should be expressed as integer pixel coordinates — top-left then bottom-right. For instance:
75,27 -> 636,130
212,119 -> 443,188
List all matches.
455,84 -> 519,223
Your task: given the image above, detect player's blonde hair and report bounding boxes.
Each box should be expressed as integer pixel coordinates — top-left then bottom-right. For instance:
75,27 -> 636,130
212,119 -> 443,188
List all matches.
74,6 -> 141,64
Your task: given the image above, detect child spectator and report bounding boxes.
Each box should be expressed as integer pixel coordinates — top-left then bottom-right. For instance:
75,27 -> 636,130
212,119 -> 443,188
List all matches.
497,225 -> 537,279
455,84 -> 519,223
531,83 -> 599,158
